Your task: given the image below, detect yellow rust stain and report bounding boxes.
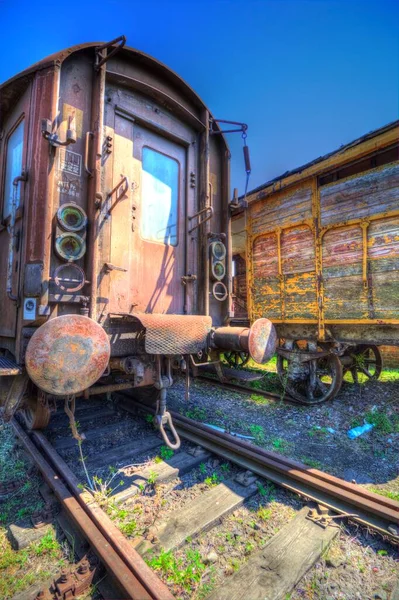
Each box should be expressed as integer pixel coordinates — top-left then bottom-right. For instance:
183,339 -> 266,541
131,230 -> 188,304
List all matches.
62,104 -> 83,138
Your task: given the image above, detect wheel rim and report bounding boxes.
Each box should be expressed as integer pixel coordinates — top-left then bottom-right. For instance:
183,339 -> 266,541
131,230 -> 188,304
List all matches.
223,351 -> 250,369
347,345 -> 382,383
277,341 -> 343,404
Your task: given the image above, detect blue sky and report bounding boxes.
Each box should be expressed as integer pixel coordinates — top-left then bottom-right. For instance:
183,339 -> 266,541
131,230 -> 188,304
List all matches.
1,0 -> 398,193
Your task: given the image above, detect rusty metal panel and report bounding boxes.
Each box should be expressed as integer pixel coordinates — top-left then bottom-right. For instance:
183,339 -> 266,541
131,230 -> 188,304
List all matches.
251,183 -> 312,235
132,313 -> 212,354
320,163 -> 399,227
322,225 -> 368,319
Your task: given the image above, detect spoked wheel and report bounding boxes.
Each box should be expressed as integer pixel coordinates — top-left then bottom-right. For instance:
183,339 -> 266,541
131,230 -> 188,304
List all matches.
345,345 -> 383,384
223,351 -> 250,369
277,341 -> 343,404
22,389 -> 51,430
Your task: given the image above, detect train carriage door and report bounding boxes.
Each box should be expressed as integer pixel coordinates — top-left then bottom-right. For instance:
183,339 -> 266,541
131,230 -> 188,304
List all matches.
108,111 -> 187,315
0,118 -> 27,337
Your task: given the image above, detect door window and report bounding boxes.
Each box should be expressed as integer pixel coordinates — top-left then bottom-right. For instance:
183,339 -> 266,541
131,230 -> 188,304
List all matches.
141,146 -> 179,246
3,120 -> 24,220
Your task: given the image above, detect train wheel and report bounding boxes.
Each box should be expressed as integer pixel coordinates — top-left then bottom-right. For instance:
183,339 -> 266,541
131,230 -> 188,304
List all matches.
223,351 -> 250,369
346,345 -> 383,384
22,389 -> 51,430
277,341 -> 343,404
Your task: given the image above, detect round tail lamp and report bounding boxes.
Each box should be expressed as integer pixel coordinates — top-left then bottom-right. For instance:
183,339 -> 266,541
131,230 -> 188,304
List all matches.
210,241 -> 226,260
55,232 -> 86,262
211,260 -> 226,281
53,264 -> 86,292
212,281 -> 228,302
57,203 -> 87,232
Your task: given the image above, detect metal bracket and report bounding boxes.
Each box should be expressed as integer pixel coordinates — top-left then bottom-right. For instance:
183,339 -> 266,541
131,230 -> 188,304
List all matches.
41,118 -> 76,148
181,274 -> 197,285
306,505 -> 358,529
103,262 -> 128,273
209,119 -> 248,136
95,35 -> 126,69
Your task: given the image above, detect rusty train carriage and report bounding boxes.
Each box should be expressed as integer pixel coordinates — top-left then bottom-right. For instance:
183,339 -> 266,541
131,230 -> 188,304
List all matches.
0,37 -> 276,444
233,121 -> 399,403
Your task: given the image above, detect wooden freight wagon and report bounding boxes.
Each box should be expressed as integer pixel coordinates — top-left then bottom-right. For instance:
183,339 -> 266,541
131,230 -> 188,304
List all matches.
233,121 -> 399,403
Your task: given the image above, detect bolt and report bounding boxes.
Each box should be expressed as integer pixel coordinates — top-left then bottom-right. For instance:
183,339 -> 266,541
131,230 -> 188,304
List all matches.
60,568 -> 69,583
78,560 -> 89,574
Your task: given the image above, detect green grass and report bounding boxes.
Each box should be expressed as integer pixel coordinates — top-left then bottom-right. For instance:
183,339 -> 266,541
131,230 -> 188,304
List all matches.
270,437 -> 290,453
301,457 -> 324,470
364,410 -> 399,434
257,507 -> 272,521
204,473 -> 219,487
160,446 -> 174,460
147,548 -> 207,592
32,532 -> 61,559
369,487 -> 399,502
184,406 -> 207,421
256,481 -> 275,500
120,520 -> 137,536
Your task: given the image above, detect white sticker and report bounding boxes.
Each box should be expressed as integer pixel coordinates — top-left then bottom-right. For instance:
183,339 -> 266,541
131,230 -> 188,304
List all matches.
23,297 -> 36,321
59,148 -> 82,176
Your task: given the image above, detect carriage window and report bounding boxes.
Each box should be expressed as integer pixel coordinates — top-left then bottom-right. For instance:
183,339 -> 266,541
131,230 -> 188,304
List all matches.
3,120 -> 24,220
141,147 -> 179,246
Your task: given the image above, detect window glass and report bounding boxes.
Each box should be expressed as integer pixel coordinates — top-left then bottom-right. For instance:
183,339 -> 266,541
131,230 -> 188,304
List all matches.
3,120 -> 24,220
141,147 -> 179,246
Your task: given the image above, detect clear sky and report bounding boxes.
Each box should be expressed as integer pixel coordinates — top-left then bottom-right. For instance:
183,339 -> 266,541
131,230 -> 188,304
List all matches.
0,0 -> 398,194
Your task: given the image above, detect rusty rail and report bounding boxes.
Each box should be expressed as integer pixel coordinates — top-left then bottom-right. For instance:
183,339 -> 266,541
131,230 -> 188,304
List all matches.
117,396 -> 399,542
11,418 -> 173,600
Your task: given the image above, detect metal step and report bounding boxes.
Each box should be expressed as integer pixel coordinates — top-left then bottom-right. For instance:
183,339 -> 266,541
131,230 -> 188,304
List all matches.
0,356 -> 22,376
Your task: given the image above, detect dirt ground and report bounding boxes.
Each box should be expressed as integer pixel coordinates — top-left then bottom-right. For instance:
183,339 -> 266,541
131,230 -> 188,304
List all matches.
163,362 -> 399,599
1,361 -> 398,600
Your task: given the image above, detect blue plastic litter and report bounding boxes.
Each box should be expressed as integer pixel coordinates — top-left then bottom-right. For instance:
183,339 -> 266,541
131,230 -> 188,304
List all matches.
347,422 -> 374,439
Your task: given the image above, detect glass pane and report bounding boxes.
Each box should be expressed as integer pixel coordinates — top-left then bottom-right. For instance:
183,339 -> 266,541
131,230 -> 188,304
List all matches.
141,147 -> 179,246
3,120 -> 24,220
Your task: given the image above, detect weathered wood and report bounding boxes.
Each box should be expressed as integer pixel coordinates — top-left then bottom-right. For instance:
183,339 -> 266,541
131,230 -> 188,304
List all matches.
51,422 -> 133,450
82,434 -> 163,469
139,477 -> 258,554
113,448 -> 210,504
207,506 -> 339,600
8,520 -> 54,550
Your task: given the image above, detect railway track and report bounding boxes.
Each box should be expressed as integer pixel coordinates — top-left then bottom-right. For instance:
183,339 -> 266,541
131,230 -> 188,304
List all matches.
9,393 -> 399,600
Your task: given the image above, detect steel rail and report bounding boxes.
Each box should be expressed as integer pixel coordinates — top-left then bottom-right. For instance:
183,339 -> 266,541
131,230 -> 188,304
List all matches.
11,418 -> 173,600
117,395 -> 399,542
31,430 -> 174,600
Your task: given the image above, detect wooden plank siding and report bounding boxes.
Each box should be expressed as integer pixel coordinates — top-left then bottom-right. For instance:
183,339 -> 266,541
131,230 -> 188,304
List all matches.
245,124 -> 399,342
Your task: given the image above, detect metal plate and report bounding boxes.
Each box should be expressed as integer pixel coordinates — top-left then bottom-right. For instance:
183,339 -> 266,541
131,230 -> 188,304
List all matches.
132,314 -> 212,355
25,315 -> 110,395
